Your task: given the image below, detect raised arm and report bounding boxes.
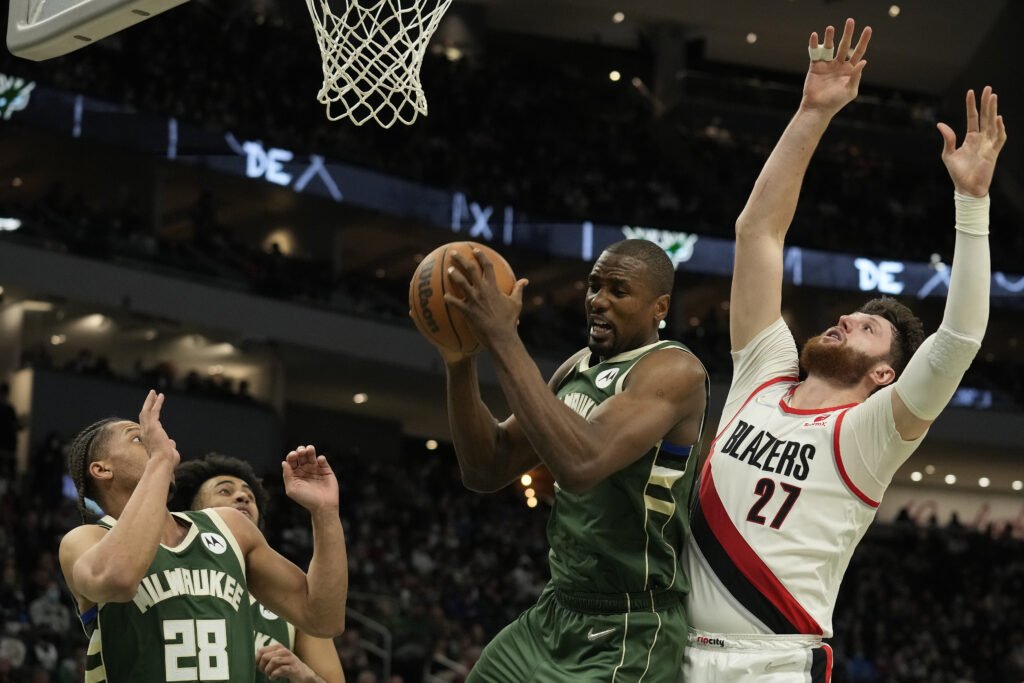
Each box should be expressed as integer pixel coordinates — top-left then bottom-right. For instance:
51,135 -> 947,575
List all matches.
59,391 -> 180,606
891,87 -> 1007,439
731,18 -> 871,350
241,446 -> 347,639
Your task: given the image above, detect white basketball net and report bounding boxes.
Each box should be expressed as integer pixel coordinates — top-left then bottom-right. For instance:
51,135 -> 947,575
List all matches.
304,0 -> 453,128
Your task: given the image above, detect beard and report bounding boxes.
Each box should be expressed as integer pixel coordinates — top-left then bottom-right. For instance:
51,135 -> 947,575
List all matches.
800,335 -> 881,387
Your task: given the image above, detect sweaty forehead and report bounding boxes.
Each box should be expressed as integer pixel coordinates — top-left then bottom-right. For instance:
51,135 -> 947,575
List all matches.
590,252 -> 646,280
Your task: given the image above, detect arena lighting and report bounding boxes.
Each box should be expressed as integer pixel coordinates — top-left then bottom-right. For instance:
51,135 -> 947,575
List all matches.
50,334 -> 66,345
889,5 -> 901,18
925,465 -> 936,475
978,477 -> 990,488
746,32 -> 757,44
910,471 -> 922,482
352,392 -> 368,404
21,300 -> 54,312
944,474 -> 957,485
611,11 -> 624,23
527,497 -> 539,508
144,329 -> 157,341
520,474 -> 532,486
425,439 -> 438,450
524,488 -> 535,498
609,70 -> 621,82
0,217 -> 21,231
1013,481 -> 1023,491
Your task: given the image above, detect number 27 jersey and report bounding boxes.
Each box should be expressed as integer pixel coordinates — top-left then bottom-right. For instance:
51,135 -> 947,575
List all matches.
684,318 -> 923,638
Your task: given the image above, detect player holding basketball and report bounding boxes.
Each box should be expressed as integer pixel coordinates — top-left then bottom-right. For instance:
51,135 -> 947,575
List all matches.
59,391 -> 348,682
171,453 -> 346,683
683,18 -> 1007,681
438,238 -> 709,681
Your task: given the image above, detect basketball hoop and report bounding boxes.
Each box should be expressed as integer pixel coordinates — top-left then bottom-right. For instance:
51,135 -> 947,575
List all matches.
304,0 -> 453,128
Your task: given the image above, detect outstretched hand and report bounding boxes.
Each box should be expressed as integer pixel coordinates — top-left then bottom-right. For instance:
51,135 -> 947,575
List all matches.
801,18 -> 871,116
138,390 -> 179,467
282,445 -> 339,513
444,249 -> 529,350
937,87 -> 1008,198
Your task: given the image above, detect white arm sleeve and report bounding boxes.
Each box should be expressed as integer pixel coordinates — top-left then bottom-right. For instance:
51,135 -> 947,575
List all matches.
894,193 -> 989,421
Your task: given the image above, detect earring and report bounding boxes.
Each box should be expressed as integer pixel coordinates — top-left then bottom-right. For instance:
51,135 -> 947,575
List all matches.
658,320 -> 667,330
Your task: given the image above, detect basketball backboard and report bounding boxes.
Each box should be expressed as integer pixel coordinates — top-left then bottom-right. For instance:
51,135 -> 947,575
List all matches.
8,0 -> 189,60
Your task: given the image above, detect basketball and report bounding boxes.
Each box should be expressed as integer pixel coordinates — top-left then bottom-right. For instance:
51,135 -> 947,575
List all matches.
409,241 -> 517,353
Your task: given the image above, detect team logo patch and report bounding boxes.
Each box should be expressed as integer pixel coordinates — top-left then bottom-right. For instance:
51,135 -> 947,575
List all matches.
595,368 -> 620,389
804,414 -> 832,427
201,532 -> 228,554
259,605 -> 280,620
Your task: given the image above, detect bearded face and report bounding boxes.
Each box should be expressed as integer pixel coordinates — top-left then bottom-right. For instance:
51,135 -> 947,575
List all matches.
800,334 -> 884,387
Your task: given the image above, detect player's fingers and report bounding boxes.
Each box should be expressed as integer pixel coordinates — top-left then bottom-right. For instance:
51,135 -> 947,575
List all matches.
849,25 -> 872,63
449,251 -> 479,279
834,18 -> 854,60
823,25 -> 835,52
982,88 -> 997,133
849,59 -> 867,87
510,278 -> 529,306
808,31 -> 818,50
472,248 -> 495,277
995,115 -> 1007,150
965,89 -> 979,132
936,122 -> 957,157
141,389 -> 156,417
442,293 -> 468,312
446,266 -> 473,293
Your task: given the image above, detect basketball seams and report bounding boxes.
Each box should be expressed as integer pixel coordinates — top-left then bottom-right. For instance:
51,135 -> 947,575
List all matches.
440,244 -> 469,351
409,240 -> 513,353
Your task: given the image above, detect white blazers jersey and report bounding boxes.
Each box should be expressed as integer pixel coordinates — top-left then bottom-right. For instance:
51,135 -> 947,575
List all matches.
685,318 -> 923,638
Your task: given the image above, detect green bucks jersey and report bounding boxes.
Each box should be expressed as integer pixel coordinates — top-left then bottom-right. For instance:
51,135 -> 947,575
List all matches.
548,340 -> 707,596
251,597 -> 296,683
81,510 -> 255,682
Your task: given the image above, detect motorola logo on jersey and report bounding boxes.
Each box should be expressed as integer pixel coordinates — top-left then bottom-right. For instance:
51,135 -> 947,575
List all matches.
719,420 -> 815,481
595,368 -> 619,389
202,532 -> 228,554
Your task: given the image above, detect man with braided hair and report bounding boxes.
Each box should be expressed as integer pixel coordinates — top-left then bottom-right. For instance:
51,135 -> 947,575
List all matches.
683,18 -> 1008,681
59,391 -> 348,682
171,453 -> 345,683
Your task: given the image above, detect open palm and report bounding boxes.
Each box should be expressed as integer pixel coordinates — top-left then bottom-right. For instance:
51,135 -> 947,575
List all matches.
937,87 -> 1008,198
282,445 -> 339,512
802,18 -> 872,116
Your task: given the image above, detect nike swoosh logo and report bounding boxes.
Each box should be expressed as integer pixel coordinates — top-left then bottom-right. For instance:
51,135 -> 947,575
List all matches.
587,628 -> 616,641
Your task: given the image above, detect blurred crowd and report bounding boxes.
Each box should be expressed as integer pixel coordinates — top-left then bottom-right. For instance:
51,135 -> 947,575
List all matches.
18,342 -> 257,404
0,420 -> 1022,682
1,1 -> 1021,269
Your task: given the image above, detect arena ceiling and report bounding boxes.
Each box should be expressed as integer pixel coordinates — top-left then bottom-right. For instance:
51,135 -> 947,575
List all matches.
457,0 -> 1008,93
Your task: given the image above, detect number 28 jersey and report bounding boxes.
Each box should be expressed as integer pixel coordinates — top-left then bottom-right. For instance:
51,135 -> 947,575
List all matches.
81,509 -> 255,682
684,319 -> 924,638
